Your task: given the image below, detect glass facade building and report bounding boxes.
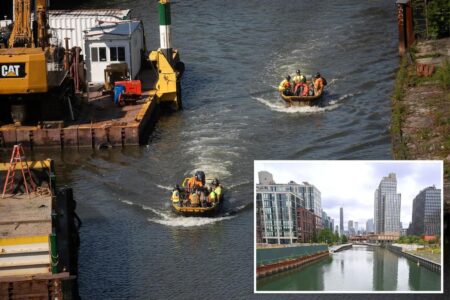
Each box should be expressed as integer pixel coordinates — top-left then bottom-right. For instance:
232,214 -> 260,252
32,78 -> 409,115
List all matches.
256,189 -> 302,244
410,186 -> 441,236
256,171 -> 324,244
374,173 -> 401,234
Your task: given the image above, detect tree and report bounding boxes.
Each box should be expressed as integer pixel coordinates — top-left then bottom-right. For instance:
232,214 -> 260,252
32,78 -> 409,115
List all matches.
427,0 -> 450,38
341,234 -> 348,244
312,230 -> 318,243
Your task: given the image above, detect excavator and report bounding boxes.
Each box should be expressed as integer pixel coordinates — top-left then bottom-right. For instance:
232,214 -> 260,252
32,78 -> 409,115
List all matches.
0,0 -> 75,125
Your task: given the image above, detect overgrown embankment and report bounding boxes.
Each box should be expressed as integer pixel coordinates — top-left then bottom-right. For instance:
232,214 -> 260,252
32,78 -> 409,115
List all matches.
391,38 -> 450,211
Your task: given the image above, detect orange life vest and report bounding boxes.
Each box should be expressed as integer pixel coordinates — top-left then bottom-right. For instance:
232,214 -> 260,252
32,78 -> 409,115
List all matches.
314,78 -> 324,91
187,177 -> 203,189
301,83 -> 309,96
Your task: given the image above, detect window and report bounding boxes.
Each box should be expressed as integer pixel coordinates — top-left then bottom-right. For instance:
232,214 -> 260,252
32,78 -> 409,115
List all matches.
99,47 -> 107,61
110,46 -> 126,61
91,47 -> 98,62
91,47 -> 107,62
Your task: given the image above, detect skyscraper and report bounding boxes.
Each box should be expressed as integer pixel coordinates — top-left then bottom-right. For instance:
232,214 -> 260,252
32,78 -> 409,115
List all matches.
295,182 -> 322,217
258,171 -> 275,185
348,220 -> 354,236
355,222 -> 359,235
366,218 -> 374,233
374,173 -> 401,234
410,186 -> 441,236
340,207 -> 344,236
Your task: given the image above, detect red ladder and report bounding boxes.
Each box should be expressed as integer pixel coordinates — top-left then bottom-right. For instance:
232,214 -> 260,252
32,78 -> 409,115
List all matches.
2,144 -> 36,198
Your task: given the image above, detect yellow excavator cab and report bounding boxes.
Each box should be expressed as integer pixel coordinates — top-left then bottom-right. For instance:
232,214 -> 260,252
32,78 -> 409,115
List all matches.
0,48 -> 48,94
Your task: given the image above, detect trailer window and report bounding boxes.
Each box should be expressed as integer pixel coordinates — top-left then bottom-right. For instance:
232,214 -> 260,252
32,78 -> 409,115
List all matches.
99,47 -> 107,61
118,47 -> 125,61
91,47 -> 98,62
110,46 -> 126,62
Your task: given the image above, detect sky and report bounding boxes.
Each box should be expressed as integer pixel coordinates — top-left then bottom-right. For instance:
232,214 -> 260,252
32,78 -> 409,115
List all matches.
254,161 -> 443,231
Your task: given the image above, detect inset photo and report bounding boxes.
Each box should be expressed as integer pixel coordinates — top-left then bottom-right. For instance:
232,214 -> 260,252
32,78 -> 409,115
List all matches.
254,160 -> 443,293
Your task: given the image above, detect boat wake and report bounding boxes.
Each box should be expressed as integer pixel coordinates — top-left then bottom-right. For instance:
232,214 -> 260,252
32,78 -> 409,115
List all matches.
145,206 -> 236,227
253,96 -> 341,114
120,200 -> 237,227
155,184 -> 173,191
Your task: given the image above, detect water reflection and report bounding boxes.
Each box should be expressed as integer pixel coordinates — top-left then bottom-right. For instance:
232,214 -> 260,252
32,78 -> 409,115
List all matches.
372,247 -> 398,290
257,246 -> 440,291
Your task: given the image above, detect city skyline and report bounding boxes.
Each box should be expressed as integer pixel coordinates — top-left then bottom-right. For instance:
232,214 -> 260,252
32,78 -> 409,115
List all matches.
254,161 -> 442,230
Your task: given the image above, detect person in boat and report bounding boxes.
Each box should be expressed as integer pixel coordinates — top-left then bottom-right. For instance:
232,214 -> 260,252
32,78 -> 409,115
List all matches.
314,72 -> 327,94
187,171 -> 205,191
297,77 -> 309,96
278,75 -> 292,96
293,70 -> 305,96
208,188 -> 217,206
199,188 -> 209,207
211,178 -> 222,201
171,185 -> 182,207
189,190 -> 200,207
308,82 -> 315,96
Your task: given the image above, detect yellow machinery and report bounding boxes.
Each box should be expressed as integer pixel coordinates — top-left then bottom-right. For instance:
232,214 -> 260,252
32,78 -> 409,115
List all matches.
149,0 -> 184,110
149,49 -> 183,110
0,0 -> 72,125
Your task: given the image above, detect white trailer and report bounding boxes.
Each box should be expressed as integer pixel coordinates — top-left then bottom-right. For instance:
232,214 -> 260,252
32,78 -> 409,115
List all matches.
48,9 -> 131,56
84,20 -> 145,84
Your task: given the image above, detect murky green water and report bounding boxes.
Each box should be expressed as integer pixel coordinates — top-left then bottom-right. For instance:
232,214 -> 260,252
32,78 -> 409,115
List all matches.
257,245 -> 441,291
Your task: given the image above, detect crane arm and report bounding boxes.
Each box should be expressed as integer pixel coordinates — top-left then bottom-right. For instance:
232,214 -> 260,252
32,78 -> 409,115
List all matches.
36,0 -> 50,48
8,0 -> 33,47
8,0 -> 49,48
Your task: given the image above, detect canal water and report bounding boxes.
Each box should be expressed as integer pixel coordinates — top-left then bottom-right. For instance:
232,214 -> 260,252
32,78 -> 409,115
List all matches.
257,245 -> 441,291
10,0 -> 443,298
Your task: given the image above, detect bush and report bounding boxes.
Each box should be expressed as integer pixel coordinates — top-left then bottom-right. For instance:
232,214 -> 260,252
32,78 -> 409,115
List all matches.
435,59 -> 450,90
427,0 -> 450,38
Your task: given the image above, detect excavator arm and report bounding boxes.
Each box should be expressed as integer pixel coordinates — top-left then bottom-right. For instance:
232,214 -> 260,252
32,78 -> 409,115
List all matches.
35,0 -> 50,48
8,0 -> 33,47
8,0 -> 49,48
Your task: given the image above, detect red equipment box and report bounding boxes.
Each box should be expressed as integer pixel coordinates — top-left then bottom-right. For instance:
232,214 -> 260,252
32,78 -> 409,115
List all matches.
115,80 -> 142,96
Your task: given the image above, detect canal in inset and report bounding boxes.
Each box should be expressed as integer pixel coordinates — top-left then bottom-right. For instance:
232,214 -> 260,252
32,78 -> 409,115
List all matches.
10,0 -> 406,298
257,245 -> 441,291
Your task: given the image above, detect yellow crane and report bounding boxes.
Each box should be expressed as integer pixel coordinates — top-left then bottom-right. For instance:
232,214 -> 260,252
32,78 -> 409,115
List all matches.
0,0 -> 73,125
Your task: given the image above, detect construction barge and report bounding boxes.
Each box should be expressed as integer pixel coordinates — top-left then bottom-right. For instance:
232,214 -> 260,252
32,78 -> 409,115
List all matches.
0,147 -> 80,298
0,1 -> 182,150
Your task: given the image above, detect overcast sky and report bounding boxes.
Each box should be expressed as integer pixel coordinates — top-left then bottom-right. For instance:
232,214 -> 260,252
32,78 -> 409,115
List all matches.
255,161 -> 443,230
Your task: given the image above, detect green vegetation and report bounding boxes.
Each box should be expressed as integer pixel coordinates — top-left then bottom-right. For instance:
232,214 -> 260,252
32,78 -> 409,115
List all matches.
391,55 -> 409,159
341,234 -> 348,244
312,229 -> 343,245
397,235 -> 424,244
397,235 -> 441,246
427,0 -> 450,38
435,59 -> 450,90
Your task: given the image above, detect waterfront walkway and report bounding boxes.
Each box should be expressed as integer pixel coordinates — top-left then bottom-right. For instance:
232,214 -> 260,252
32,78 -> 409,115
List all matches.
329,243 -> 352,253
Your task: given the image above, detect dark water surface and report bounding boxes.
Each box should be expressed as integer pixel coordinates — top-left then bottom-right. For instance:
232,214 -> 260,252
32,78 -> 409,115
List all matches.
10,0 -> 448,298
257,245 -> 441,291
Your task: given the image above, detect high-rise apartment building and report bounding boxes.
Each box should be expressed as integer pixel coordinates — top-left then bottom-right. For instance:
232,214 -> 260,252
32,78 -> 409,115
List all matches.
366,218 -> 374,233
348,220 -> 354,236
374,173 -> 401,234
256,171 -> 324,244
258,171 -> 275,185
256,187 -> 303,244
340,207 -> 344,236
410,186 -> 441,236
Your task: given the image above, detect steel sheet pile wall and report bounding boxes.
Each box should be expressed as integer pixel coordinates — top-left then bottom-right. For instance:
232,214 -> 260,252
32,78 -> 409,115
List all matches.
257,244 -> 328,266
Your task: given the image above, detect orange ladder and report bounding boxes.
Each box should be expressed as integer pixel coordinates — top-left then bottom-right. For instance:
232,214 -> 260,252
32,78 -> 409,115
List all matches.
2,144 -> 36,198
